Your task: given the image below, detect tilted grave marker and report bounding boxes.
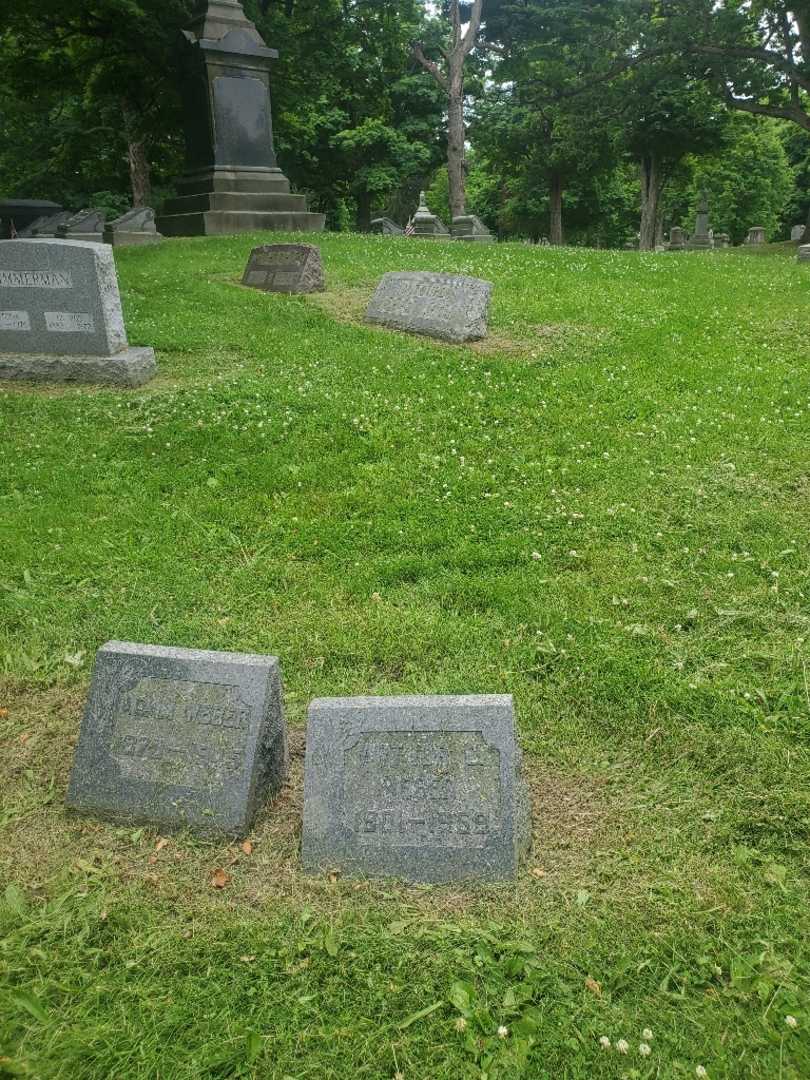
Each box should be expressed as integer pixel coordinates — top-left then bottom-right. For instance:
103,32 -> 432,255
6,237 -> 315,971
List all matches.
365,271 -> 492,344
302,694 -> 530,883
67,642 -> 289,836
241,243 -> 324,294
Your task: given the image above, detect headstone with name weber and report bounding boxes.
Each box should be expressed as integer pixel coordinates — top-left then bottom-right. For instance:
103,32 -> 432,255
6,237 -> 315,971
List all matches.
302,694 -> 531,883
241,243 -> 324,293
0,239 -> 157,385
365,271 -> 491,344
66,641 -> 289,836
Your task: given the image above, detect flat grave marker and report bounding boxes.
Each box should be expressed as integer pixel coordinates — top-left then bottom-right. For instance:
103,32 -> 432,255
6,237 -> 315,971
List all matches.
302,694 -> 530,883
365,271 -> 492,344
67,642 -> 289,836
0,238 -> 156,385
242,243 -> 324,294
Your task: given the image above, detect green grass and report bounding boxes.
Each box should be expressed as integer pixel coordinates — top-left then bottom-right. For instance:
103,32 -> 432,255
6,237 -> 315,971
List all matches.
1,233 -> 808,1078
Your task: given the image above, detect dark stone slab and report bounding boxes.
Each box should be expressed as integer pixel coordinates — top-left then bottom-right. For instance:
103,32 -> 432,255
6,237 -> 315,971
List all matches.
452,214 -> 494,243
67,641 -> 288,836
0,200 -> 63,238
365,271 -> 492,343
0,239 -> 156,386
103,207 -> 163,247
302,694 -> 530,883
241,243 -> 324,294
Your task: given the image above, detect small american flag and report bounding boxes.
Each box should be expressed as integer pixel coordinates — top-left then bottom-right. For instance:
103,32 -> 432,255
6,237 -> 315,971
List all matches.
404,216 -> 415,237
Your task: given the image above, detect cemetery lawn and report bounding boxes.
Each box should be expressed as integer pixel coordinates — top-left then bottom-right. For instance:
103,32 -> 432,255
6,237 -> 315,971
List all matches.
1,233 -> 809,1080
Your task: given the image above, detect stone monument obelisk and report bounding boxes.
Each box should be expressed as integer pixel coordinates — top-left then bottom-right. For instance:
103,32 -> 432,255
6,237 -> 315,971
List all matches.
687,188 -> 713,250
158,0 -> 324,236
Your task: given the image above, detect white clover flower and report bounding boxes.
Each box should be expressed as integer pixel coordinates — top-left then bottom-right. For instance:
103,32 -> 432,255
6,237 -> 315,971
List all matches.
642,1028 -> 653,1040
599,1036 -> 611,1050
696,1067 -> 708,1078
640,1043 -> 651,1056
531,551 -> 542,560
616,1039 -> 629,1054
785,1015 -> 798,1029
497,1025 -> 509,1039
454,1017 -> 467,1032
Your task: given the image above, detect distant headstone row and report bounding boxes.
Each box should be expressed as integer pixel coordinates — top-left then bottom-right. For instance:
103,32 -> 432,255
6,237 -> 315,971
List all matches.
0,239 -> 156,386
18,207 -> 163,247
66,641 -> 531,883
371,192 -> 494,243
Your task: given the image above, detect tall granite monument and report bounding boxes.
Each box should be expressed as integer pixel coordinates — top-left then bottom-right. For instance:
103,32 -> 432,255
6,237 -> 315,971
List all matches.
687,189 -> 713,250
158,0 -> 324,236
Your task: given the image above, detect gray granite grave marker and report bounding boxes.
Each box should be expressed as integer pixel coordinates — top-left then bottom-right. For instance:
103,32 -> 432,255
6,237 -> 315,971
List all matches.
302,694 -> 530,883
365,271 -> 492,343
104,207 -> 163,247
31,211 -> 73,238
411,191 -> 449,238
791,224 -> 806,242
452,214 -> 494,243
0,239 -> 156,385
370,217 -> 404,236
667,226 -> 686,251
241,243 -> 324,293
67,641 -> 288,836
746,226 -> 766,245
57,208 -> 105,242
797,244 -> 810,263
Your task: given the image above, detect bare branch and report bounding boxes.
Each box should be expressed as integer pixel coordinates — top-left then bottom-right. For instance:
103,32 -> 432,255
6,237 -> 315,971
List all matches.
460,0 -> 484,59
690,43 -> 810,94
411,42 -> 447,90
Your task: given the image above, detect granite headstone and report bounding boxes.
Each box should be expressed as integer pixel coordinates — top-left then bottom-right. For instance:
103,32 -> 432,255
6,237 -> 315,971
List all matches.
0,239 -> 156,386
797,244 -> 810,263
241,243 -> 325,293
791,224 -> 806,242
667,226 -> 686,250
104,207 -> 163,247
31,211 -> 73,238
746,226 -> 766,245
452,214 -> 494,243
370,217 -> 404,236
57,208 -> 105,242
411,191 -> 449,238
66,641 -> 288,836
365,271 -> 492,343
302,695 -> 530,883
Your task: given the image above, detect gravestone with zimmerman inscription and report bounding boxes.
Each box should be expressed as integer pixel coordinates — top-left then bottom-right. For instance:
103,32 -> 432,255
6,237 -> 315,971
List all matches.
242,243 -> 324,294
302,695 -> 530,883
0,239 -> 156,386
66,642 -> 289,836
365,271 -> 492,344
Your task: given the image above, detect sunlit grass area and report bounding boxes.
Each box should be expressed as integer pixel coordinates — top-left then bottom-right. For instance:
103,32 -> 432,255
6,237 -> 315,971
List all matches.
1,233 -> 809,1079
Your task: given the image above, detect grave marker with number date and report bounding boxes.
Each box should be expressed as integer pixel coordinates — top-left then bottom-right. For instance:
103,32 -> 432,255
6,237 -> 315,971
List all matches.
67,642 -> 289,836
302,694 -> 530,883
365,271 -> 492,343
0,239 -> 156,385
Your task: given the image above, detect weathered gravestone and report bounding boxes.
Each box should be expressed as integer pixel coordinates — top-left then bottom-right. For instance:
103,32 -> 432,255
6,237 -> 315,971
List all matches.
791,224 -> 806,242
687,189 -> 713,250
667,226 -> 686,251
370,217 -> 404,236
746,226 -> 766,245
104,207 -> 163,247
66,641 -> 289,836
30,211 -> 73,238
57,208 -> 105,242
365,271 -> 492,344
241,243 -> 325,293
452,214 -> 494,243
411,191 -> 449,238
715,233 -> 731,248
798,244 -> 810,263
302,694 -> 530,883
0,239 -> 156,386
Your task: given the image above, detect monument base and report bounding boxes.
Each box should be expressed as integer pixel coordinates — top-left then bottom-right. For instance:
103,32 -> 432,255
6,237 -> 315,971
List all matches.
158,167 -> 325,236
0,346 -> 156,387
103,230 -> 163,247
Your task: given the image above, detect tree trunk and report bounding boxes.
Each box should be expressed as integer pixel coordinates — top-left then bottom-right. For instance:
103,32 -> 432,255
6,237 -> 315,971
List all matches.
549,171 -> 563,245
639,153 -> 665,251
356,189 -> 373,232
655,208 -> 664,249
128,138 -> 152,208
447,66 -> 466,220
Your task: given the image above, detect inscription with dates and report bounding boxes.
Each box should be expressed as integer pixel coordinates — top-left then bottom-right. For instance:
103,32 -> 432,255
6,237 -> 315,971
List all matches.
109,677 -> 251,790
0,311 -> 31,331
45,311 -> 95,333
342,731 -> 501,848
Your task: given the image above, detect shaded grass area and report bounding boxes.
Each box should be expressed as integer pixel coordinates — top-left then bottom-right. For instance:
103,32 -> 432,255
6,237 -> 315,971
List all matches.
1,233 -> 809,1078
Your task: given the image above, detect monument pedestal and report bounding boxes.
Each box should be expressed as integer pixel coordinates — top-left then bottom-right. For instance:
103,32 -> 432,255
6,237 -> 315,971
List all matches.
158,1 -> 323,237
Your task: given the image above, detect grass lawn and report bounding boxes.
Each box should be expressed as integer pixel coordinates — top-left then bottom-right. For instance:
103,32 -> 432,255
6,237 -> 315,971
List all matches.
1,233 -> 809,1079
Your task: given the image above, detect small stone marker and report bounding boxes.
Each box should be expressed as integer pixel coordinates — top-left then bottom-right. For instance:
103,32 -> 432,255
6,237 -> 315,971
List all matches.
0,239 -> 157,386
57,208 -> 105,242
746,226 -> 766,245
242,243 -> 325,293
370,217 -> 404,236
103,207 -> 163,247
302,694 -> 530,883
67,641 -> 288,836
452,214 -> 494,243
365,271 -> 492,344
791,224 -> 806,242
667,226 -> 686,250
798,244 -> 810,263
